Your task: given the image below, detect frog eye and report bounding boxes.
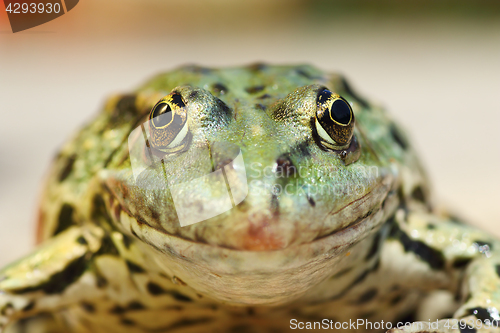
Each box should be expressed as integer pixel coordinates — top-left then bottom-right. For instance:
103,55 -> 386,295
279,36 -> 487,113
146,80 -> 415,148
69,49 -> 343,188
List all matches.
149,92 -> 189,152
315,89 -> 355,149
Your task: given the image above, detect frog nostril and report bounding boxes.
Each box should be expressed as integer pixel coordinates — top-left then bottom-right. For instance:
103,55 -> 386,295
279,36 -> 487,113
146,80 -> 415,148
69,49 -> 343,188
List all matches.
275,154 -> 296,178
211,83 -> 229,95
246,85 -> 265,94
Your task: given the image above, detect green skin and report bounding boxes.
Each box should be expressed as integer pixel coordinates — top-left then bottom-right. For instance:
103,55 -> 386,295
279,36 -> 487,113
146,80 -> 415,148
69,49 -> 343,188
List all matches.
1,64 -> 499,333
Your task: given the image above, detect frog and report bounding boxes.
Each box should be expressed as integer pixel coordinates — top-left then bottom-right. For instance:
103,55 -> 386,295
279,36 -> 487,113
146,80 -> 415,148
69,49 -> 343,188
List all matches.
1,64 -> 499,333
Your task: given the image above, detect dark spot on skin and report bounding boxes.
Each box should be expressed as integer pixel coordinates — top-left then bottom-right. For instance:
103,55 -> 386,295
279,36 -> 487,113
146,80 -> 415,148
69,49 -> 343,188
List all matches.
247,63 -> 267,72
353,270 -> 370,286
246,85 -> 265,94
389,218 -> 445,270
211,83 -> 228,95
258,93 -> 271,99
495,264 -> 500,278
275,154 -> 296,178
306,195 -> 316,207
389,217 -> 445,269
455,285 -> 464,302
58,154 -> 76,182
91,195 -> 109,223
172,292 -> 193,302
254,103 -> 266,111
95,235 -> 119,256
390,125 -> 408,150
80,302 -> 95,313
371,258 -> 381,272
215,98 -> 232,118
114,95 -> 137,115
54,203 -> 75,236
328,269 -> 371,301
110,305 -> 126,314
229,325 -> 255,333
188,91 -> 199,99
339,77 -> 369,109
290,141 -> 311,158
391,284 -> 400,291
22,301 -> 35,312
467,307 -> 499,324
96,275 -> 108,288
167,318 -> 214,331
452,257 -> 472,268
125,260 -> 145,274
395,311 -> 417,327
355,288 -> 378,304
127,301 -> 145,310
106,94 -> 138,127
411,186 -> 426,202
13,256 -> 87,294
164,305 -> 183,311
331,267 -> 352,278
459,325 -> 477,333
147,282 -> 167,295
1,303 -> 13,316
76,236 -> 88,245
365,231 -> 382,261
120,319 -> 136,326
122,235 -> 133,249
358,311 -> 376,319
390,294 -> 404,305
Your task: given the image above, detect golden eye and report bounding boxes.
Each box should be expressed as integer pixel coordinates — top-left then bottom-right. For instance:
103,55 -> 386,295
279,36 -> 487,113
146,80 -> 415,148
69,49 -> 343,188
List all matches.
315,89 -> 355,149
149,92 -> 189,152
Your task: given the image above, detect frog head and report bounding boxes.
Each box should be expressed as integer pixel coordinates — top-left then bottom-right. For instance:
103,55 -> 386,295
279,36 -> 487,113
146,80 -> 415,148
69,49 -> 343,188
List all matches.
103,65 -> 407,304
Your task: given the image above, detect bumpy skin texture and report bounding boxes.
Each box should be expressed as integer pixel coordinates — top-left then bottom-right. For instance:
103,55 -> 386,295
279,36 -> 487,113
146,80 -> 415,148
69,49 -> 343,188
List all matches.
0,64 -> 499,333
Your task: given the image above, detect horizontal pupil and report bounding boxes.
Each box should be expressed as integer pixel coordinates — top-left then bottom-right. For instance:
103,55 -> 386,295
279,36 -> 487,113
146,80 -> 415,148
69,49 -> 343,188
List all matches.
330,99 -> 351,125
152,103 -> 173,127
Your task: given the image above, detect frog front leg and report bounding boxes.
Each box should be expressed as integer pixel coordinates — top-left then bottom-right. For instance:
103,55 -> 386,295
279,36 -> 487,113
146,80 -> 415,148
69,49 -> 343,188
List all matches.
0,226 -> 105,332
385,203 -> 500,333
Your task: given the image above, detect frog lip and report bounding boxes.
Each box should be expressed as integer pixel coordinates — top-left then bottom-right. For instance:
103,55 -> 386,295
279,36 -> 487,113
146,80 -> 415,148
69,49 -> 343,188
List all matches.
104,159 -> 393,251
106,177 -> 393,252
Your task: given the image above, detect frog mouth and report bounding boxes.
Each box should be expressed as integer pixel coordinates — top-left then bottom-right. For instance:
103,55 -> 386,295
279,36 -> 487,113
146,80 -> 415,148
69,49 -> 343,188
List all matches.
104,173 -> 395,252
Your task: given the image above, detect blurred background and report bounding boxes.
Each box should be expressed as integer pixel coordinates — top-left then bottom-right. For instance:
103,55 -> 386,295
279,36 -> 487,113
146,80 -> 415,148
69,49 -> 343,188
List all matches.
0,0 -> 499,266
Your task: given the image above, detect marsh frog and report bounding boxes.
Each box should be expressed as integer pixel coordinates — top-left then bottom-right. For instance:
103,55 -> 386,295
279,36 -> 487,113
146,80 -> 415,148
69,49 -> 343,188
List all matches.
1,64 -> 499,333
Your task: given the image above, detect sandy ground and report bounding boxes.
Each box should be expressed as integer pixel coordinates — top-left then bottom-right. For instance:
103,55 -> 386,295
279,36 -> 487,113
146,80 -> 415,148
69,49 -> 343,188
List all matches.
0,0 -> 499,266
